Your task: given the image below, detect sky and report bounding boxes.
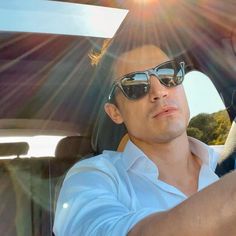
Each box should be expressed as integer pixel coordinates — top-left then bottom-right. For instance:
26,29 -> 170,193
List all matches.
0,1 -> 128,38
183,71 -> 226,118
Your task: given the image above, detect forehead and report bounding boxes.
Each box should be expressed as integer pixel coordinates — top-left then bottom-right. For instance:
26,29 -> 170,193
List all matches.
113,45 -> 170,80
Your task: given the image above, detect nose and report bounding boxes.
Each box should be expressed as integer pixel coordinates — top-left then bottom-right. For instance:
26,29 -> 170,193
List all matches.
149,76 -> 168,102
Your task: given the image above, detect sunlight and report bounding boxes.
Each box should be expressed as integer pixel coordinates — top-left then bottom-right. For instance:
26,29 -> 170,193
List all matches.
0,1 -> 128,38
132,0 -> 158,4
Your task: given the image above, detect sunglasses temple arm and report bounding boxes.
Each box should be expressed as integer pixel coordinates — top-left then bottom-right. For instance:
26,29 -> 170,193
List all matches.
180,61 -> 185,76
108,83 -> 117,101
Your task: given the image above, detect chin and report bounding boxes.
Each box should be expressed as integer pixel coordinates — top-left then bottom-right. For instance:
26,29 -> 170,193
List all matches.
154,123 -> 187,143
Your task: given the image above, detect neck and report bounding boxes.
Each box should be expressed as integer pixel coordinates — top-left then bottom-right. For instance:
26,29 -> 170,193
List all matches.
130,132 -> 191,163
130,133 -> 202,196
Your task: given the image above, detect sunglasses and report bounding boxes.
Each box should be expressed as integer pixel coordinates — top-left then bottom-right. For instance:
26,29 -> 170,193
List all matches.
108,60 -> 185,101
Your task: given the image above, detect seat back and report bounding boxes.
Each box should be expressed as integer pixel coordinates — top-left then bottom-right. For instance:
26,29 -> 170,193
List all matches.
0,136 -> 94,236
0,143 -> 30,235
0,158 -> 35,236
91,106 -> 127,154
215,117 -> 236,176
55,136 -> 92,158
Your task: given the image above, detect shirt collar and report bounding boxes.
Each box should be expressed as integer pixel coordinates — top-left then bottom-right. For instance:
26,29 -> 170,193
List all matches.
188,136 -> 219,170
121,137 -> 219,172
122,140 -> 147,171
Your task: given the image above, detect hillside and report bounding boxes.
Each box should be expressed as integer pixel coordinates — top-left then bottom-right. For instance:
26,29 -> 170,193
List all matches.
187,110 -> 231,145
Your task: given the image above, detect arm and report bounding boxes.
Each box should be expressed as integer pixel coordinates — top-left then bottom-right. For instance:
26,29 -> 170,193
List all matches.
53,159 -> 155,236
128,171 -> 236,236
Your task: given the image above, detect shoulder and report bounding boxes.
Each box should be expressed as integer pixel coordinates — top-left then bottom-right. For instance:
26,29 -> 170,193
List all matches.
70,150 -> 122,172
63,151 -> 125,189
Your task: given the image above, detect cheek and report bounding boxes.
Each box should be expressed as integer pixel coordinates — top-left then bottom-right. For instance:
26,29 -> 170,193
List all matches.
177,86 -> 190,121
117,99 -> 146,127
121,103 -> 142,121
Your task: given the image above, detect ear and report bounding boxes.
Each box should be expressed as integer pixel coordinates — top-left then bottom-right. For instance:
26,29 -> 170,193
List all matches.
104,103 -> 124,124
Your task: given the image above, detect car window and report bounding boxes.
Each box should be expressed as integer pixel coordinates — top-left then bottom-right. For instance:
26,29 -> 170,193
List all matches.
0,135 -> 64,158
183,71 -> 231,153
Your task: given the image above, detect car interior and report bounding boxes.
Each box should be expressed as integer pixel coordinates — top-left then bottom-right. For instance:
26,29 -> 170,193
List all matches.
0,0 -> 235,235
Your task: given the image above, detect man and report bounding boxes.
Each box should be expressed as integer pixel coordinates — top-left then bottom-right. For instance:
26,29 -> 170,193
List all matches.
53,43 -> 236,235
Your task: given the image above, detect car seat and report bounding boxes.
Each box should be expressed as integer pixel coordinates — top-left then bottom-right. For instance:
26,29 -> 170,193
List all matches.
215,117 -> 236,176
91,105 -> 127,154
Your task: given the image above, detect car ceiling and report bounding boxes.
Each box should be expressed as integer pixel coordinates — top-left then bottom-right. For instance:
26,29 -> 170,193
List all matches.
0,0 -> 235,136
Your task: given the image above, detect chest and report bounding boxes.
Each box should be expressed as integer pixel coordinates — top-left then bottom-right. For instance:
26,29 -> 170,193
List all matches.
116,165 -> 219,212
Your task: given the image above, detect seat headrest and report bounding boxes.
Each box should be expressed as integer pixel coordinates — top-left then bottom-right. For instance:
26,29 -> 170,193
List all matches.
55,136 -> 93,159
0,142 -> 29,157
91,108 -> 127,154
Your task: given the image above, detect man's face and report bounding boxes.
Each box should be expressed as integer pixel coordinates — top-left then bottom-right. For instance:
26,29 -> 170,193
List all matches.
104,45 -> 190,144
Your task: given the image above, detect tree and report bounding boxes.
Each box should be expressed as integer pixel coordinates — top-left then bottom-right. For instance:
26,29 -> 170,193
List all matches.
211,110 -> 231,145
187,110 -> 231,145
187,127 -> 203,140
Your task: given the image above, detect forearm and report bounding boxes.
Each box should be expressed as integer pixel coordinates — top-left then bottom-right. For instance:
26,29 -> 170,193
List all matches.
128,171 -> 236,236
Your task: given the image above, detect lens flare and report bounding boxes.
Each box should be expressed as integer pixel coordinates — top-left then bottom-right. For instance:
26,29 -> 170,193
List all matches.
132,0 -> 157,4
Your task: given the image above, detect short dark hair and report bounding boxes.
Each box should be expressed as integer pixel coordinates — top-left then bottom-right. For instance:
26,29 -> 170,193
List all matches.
88,13 -> 166,100
89,14 -> 164,67
88,10 -> 188,106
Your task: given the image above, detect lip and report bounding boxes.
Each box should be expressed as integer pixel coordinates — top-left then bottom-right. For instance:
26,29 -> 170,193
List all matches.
152,106 -> 178,119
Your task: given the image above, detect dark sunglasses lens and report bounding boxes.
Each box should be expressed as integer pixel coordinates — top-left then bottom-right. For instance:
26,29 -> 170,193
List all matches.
121,73 -> 149,99
155,62 -> 184,87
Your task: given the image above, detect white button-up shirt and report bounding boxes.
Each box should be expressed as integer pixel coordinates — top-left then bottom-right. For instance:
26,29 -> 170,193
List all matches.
53,137 -> 219,236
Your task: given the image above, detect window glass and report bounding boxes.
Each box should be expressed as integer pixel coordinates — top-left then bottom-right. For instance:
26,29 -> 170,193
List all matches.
183,71 -> 231,147
0,136 -> 64,159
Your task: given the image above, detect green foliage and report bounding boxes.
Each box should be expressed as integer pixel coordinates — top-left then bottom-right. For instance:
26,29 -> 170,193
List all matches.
187,110 -> 231,145
187,127 -> 203,140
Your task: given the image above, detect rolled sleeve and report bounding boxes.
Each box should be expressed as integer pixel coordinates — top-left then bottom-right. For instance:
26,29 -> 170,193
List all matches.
53,162 -> 155,236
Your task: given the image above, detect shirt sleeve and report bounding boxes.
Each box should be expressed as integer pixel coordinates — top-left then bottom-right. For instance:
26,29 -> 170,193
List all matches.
53,160 -> 155,236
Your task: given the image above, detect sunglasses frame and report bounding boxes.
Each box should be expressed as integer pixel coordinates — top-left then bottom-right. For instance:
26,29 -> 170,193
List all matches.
108,60 -> 185,101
